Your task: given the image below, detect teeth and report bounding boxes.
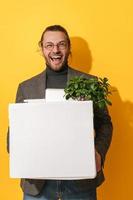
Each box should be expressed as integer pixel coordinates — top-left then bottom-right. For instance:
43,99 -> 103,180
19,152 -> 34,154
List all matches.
51,56 -> 61,59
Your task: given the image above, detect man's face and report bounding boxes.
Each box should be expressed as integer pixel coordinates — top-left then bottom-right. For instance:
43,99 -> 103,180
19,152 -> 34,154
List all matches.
42,31 -> 70,71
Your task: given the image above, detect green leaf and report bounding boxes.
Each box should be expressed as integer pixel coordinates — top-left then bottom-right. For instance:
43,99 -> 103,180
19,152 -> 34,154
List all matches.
64,75 -> 113,109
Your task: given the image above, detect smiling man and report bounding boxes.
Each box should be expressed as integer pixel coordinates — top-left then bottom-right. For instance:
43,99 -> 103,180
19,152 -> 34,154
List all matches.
8,25 -> 113,200
41,30 -> 70,71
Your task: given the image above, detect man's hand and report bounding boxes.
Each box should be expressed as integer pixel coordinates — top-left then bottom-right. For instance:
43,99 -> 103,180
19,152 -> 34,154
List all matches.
95,150 -> 102,172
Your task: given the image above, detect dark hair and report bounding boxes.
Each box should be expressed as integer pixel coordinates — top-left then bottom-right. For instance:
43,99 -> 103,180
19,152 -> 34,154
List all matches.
38,25 -> 71,49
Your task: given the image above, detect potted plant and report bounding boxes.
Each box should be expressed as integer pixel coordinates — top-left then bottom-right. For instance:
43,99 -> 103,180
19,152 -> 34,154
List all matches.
64,76 -> 112,109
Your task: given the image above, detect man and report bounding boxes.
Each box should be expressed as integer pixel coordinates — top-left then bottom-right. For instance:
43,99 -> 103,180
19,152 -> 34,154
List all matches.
8,25 -> 113,200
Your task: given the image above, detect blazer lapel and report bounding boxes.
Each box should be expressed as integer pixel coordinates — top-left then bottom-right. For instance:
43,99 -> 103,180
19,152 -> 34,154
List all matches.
34,70 -> 46,99
67,67 -> 77,83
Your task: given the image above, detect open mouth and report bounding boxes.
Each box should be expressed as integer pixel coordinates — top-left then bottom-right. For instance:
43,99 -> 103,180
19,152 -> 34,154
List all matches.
50,55 -> 62,62
50,55 -> 62,64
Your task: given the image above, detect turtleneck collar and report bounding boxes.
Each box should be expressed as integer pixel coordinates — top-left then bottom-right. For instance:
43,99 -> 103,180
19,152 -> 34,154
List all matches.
46,64 -> 68,76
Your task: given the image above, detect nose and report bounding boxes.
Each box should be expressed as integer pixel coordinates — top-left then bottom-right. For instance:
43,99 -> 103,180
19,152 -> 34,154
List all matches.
52,44 -> 60,53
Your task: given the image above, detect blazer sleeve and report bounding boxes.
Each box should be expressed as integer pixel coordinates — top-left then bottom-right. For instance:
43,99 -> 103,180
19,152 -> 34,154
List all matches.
7,84 -> 25,153
94,106 -> 113,166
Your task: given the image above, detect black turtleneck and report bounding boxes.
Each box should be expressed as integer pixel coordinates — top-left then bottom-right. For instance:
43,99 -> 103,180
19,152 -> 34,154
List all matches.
46,65 -> 68,89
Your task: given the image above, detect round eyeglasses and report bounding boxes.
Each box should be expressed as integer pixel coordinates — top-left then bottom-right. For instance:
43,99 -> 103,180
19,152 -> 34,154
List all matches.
43,41 -> 68,51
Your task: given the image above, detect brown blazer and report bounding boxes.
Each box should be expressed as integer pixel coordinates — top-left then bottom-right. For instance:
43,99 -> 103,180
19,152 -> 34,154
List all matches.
7,67 -> 113,196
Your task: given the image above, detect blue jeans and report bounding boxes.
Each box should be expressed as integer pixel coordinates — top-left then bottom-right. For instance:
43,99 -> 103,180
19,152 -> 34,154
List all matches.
23,180 -> 97,200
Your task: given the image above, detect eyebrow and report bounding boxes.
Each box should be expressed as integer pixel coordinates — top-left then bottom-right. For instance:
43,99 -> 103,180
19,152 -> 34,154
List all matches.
44,40 -> 67,44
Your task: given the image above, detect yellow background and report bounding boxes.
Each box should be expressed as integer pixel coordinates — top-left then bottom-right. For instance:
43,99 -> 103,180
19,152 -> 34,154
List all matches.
0,0 -> 133,199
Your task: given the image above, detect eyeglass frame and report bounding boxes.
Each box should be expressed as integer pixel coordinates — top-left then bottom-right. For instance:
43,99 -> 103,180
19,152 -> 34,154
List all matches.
43,41 -> 68,51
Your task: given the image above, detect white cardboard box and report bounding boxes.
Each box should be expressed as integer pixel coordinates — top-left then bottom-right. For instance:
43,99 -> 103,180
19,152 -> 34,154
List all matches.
9,101 -> 96,179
